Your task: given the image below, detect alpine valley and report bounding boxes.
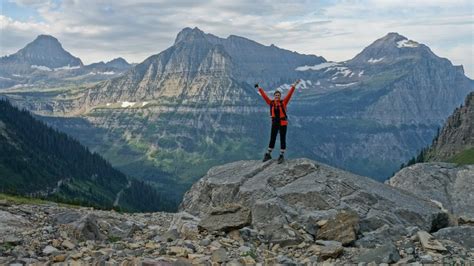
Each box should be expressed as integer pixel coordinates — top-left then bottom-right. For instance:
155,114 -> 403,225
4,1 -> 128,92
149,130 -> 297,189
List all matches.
1,28 -> 472,210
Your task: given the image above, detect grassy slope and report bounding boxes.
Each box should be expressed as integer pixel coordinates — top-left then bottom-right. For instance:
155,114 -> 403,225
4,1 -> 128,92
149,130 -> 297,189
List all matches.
449,148 -> 474,165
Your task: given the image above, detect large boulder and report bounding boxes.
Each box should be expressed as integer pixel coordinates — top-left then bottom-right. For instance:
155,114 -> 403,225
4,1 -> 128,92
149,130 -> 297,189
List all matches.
433,226 -> 474,249
198,204 -> 251,232
388,163 -> 474,219
54,212 -> 105,241
0,210 -> 31,243
315,209 -> 359,245
180,159 -> 449,244
356,242 -> 401,264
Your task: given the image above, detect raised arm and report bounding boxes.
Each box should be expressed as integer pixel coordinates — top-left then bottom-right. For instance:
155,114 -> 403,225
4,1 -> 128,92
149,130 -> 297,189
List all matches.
255,84 -> 272,105
283,79 -> 300,105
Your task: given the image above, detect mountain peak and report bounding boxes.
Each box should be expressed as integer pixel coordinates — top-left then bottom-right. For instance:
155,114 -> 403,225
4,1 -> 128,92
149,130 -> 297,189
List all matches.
349,32 -> 429,65
174,27 -> 208,44
27,34 -> 63,50
14,34 -> 83,68
35,34 -> 60,41
107,57 -> 128,65
382,32 -> 407,40
105,57 -> 130,69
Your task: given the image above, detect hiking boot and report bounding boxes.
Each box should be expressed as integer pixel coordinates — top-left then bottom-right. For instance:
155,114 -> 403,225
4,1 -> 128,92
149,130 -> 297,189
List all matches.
263,153 -> 272,162
278,154 -> 284,164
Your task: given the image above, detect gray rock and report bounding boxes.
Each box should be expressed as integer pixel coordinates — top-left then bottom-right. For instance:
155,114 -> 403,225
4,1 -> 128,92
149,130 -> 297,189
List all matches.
417,230 -> 446,252
42,245 -> 59,255
309,240 -> 343,259
277,255 -> 297,265
68,214 -> 104,241
163,229 -> 180,242
198,204 -> 251,232
0,210 -> 30,242
388,163 -> 474,220
169,212 -> 200,239
0,199 -> 10,206
355,225 -> 407,248
61,239 -> 75,250
238,245 -> 251,254
433,226 -> 474,249
108,220 -> 140,239
315,209 -> 359,245
211,248 -> 227,263
181,159 -> 449,244
356,242 -> 400,263
3,236 -> 22,245
52,210 -> 82,225
420,254 -> 433,263
199,238 -> 211,246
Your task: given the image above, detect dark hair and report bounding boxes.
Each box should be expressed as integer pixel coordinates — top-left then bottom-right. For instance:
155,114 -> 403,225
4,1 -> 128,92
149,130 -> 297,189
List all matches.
274,91 -> 281,96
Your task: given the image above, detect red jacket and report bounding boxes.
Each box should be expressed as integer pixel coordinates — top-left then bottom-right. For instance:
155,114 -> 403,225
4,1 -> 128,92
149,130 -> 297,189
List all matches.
258,85 -> 296,126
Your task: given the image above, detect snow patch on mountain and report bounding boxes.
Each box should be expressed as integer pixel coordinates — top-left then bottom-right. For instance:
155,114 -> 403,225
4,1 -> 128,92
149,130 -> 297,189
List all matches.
88,71 -> 116,76
327,67 -> 352,77
121,101 -> 136,108
368,57 -> 384,63
397,39 -> 419,48
54,64 -> 81,71
295,62 -> 339,71
31,65 -> 52,71
335,82 -> 358,87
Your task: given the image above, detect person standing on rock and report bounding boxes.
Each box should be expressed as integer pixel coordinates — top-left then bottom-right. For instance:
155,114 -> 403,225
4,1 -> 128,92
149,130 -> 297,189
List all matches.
255,79 -> 300,164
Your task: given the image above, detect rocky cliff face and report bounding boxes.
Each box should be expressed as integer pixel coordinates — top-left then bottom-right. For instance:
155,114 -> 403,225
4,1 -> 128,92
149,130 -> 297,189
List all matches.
425,91 -> 473,162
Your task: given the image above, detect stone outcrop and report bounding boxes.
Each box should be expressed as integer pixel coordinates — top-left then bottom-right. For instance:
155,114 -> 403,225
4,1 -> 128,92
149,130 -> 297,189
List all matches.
388,162 -> 474,219
180,158 -> 450,247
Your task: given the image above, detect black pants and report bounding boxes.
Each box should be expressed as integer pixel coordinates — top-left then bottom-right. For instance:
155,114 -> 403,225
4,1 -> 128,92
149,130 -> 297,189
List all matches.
268,123 -> 287,150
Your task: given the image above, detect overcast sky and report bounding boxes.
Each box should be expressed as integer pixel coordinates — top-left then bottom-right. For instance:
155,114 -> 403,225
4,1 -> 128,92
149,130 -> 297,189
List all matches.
1,0 -> 473,78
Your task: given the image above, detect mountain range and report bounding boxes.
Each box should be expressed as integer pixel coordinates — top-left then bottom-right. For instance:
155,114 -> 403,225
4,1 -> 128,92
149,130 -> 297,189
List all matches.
0,35 -> 132,89
1,28 -> 472,210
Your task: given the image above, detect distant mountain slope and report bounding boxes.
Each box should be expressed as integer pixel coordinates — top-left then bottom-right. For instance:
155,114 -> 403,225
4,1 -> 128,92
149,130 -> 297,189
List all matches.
295,32 -> 472,126
0,98 -> 173,211
0,35 -> 82,74
427,92 -> 473,163
0,36 -> 130,89
405,91 -> 474,165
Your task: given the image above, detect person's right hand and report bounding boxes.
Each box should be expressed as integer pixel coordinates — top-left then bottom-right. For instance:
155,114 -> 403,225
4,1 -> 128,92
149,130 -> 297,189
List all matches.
254,83 -> 259,89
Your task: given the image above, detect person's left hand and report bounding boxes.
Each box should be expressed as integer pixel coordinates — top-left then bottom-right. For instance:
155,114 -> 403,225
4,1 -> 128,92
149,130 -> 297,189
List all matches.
292,79 -> 301,87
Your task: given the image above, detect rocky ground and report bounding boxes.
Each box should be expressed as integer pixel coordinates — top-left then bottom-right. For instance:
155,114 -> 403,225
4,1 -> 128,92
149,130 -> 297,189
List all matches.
0,199 -> 473,265
1,158 -> 474,265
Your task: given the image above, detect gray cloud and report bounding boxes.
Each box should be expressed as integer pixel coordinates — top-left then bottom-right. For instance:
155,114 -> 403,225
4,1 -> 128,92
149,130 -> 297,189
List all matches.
2,0 -> 473,78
